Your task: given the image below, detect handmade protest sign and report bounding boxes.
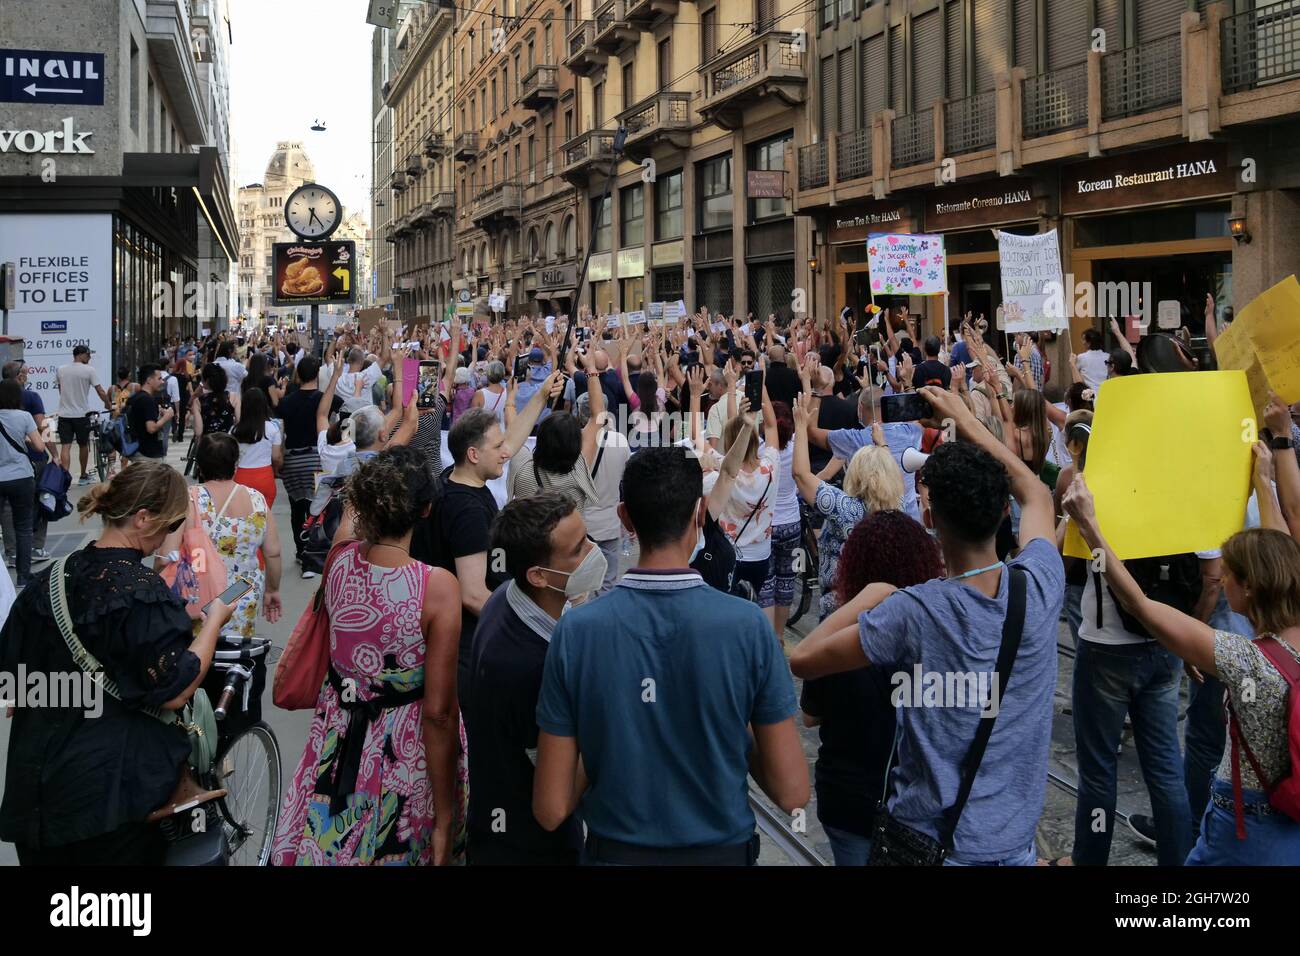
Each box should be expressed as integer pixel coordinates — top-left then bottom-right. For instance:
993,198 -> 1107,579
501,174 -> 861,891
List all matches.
866,234 -> 946,296
998,229 -> 1067,332
1063,371 -> 1254,560
1213,275 -> 1300,415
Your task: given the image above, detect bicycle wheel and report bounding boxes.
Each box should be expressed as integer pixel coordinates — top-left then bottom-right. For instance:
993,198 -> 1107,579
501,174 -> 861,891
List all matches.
94,433 -> 108,483
787,571 -> 813,628
215,722 -> 281,866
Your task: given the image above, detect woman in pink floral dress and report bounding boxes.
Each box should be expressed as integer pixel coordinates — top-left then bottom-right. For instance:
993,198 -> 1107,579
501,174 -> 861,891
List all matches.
271,447 -> 466,865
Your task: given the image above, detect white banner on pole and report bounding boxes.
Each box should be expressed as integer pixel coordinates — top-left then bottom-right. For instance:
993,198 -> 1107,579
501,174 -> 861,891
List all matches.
997,229 -> 1069,333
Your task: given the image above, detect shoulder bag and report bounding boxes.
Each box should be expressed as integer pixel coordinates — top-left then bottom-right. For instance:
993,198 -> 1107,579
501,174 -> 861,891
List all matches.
869,565 -> 1027,865
272,539 -> 352,710
161,486 -> 234,611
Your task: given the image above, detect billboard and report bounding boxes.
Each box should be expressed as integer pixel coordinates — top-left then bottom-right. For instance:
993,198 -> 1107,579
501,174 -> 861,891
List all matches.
0,213 -> 111,410
271,240 -> 356,307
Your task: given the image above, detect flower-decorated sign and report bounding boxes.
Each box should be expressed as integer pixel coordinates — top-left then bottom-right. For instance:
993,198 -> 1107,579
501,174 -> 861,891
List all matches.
866,233 -> 947,297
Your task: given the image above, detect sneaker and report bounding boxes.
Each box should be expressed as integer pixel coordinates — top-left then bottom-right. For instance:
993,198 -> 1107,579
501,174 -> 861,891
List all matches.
78,475 -> 94,486
301,569 -> 318,580
1127,813 -> 1157,848
3,555 -> 12,569
31,549 -> 51,562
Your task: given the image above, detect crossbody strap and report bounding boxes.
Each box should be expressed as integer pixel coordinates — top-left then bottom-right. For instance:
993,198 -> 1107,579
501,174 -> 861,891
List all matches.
591,441 -> 607,479
0,418 -> 31,463
730,473 -> 773,545
48,556 -> 176,726
939,564 -> 1027,851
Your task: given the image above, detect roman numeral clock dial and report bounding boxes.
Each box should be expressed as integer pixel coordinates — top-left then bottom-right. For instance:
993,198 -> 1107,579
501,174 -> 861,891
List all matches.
284,183 -> 342,240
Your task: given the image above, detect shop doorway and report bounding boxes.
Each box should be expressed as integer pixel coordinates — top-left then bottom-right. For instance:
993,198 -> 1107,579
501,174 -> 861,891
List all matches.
1091,252 -> 1232,341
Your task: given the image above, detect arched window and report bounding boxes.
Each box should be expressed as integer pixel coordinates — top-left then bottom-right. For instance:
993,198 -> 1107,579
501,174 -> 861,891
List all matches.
543,222 -> 557,262
560,215 -> 575,259
527,227 -> 540,262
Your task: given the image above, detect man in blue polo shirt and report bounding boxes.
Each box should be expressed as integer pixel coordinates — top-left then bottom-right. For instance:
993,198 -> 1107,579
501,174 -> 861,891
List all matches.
533,446 -> 809,864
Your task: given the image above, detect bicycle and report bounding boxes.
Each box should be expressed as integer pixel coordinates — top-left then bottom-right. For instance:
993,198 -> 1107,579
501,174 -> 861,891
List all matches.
85,411 -> 113,484
785,501 -> 822,630
203,636 -> 282,866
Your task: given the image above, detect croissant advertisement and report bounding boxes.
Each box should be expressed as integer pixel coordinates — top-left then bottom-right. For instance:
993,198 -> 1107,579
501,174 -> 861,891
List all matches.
271,240 -> 356,306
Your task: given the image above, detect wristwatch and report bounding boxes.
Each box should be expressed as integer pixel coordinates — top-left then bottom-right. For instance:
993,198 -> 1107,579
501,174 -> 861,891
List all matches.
1270,435 -> 1294,451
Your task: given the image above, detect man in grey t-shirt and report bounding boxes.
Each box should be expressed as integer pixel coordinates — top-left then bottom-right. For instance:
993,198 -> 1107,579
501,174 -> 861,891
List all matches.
55,345 -> 110,484
791,386 -> 1063,865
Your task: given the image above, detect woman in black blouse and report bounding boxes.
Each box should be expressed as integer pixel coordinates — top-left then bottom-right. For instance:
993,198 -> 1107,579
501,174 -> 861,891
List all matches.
0,461 -> 234,865
192,362 -> 236,439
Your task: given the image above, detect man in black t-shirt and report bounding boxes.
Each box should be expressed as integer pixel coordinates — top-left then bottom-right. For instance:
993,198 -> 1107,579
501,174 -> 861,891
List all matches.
465,492 -> 590,865
810,365 -> 858,476
915,336 -> 952,390
412,370 -> 562,704
764,344 -> 803,409
125,365 -> 171,461
275,355 -> 343,568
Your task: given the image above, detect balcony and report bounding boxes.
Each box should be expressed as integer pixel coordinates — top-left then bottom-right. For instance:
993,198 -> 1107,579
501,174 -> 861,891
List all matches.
836,128 -> 872,182
423,131 -> 448,158
1223,0 -> 1300,93
798,141 -> 828,190
565,21 -> 602,77
431,191 -> 455,217
618,91 -> 692,162
593,0 -> 639,54
891,109 -> 934,170
624,0 -> 679,24
454,133 -> 479,162
471,182 -> 523,227
410,202 -> 434,226
560,129 -> 618,185
520,64 -> 560,110
699,30 -> 806,130
1103,33 -> 1182,121
944,91 -> 995,156
405,151 -> 423,176
1022,61 -> 1088,139
145,0 -> 206,143
391,171 -> 408,193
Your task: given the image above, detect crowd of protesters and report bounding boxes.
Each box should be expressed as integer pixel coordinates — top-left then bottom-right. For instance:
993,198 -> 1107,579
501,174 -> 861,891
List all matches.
0,292 -> 1297,868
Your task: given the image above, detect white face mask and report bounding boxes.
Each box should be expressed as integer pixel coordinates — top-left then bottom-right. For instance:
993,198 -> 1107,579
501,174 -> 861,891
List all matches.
539,543 -> 608,599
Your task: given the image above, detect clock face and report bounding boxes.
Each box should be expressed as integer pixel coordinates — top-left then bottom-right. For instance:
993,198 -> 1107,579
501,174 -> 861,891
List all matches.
285,184 -> 340,239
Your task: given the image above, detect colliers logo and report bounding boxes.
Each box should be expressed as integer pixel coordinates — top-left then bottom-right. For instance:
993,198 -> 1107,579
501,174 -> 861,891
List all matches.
0,117 -> 94,154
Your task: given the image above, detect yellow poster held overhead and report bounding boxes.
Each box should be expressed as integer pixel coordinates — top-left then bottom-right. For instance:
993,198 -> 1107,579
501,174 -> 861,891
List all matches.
1063,371 -> 1254,560
1214,275 -> 1300,413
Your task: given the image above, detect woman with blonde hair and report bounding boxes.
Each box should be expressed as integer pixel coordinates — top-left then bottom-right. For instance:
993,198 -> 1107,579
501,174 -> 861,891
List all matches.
791,393 -> 906,617
0,460 -> 234,864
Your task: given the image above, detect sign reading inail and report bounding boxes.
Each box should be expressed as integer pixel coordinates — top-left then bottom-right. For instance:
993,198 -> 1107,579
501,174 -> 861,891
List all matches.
1,49 -> 105,105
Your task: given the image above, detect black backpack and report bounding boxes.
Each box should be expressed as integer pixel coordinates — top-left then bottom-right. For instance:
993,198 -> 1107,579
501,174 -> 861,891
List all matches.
691,512 -> 737,593
1094,553 -> 1202,639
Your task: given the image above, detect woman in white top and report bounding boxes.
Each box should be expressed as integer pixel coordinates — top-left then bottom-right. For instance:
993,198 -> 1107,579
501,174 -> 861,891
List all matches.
232,386 -> 283,507
472,360 -> 509,428
702,378 -> 780,601
759,400 -> 801,636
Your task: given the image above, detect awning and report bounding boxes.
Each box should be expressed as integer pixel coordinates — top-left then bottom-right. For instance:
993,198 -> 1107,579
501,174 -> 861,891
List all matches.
122,148 -> 239,263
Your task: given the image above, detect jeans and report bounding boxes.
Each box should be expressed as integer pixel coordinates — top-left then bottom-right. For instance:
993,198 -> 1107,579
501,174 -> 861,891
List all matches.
943,843 -> 1037,866
1186,780 -> 1300,865
1072,640 -> 1193,866
594,536 -> 621,595
1184,594 -> 1253,834
0,477 -> 35,584
1,487 -> 46,558
1064,582 -> 1084,648
823,825 -> 872,866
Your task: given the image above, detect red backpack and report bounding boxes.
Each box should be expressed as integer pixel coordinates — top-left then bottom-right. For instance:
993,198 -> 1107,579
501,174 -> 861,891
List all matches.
1227,635 -> 1300,838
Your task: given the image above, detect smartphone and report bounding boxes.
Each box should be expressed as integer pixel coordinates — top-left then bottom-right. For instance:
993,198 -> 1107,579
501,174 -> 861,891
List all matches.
514,355 -> 529,381
203,578 -> 253,616
880,392 -> 933,424
744,369 -> 764,410
417,360 -> 441,409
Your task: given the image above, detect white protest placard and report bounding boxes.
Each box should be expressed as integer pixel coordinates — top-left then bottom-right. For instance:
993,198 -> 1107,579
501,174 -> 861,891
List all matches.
1157,300 -> 1181,329
625,311 -> 647,327
997,229 -> 1068,332
646,302 -> 665,326
544,315 -> 556,333
666,300 -> 687,321
711,321 -> 727,334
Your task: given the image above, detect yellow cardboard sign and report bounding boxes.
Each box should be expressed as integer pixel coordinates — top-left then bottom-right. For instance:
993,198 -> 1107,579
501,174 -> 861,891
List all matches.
1214,275 -> 1300,412
1063,371 -> 1254,560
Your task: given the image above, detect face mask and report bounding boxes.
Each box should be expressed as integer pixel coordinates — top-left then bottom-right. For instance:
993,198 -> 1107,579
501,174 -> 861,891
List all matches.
690,526 -> 706,564
540,543 -> 608,599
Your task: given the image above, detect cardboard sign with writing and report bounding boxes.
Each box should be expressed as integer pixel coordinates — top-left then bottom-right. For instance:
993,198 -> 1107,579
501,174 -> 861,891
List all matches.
998,229 -> 1067,333
867,234 -> 947,296
1214,275 -> 1300,414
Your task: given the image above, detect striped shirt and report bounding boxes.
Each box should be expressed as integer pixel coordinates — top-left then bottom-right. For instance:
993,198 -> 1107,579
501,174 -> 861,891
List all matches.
506,443 -> 599,511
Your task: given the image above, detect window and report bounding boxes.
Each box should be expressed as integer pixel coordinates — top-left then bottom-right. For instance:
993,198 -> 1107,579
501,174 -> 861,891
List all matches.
698,154 -> 732,231
491,79 -> 497,117
658,37 -> 672,90
545,24 -> 553,62
147,75 -> 155,151
593,82 -> 604,127
621,184 -> 644,246
561,216 -> 575,258
129,39 -> 139,133
748,134 -> 791,221
528,135 -> 535,173
564,3 -> 572,33
702,7 -> 717,61
563,111 -> 572,140
514,53 -> 521,91
591,195 -> 612,252
656,169 -> 683,239
623,61 -> 635,107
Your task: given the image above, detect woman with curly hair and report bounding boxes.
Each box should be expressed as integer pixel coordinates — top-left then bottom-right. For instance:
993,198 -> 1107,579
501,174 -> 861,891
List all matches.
271,446 -> 467,866
800,510 -> 943,866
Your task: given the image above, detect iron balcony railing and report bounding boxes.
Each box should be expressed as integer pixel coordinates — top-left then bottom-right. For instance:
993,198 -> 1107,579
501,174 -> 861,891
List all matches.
568,20 -> 595,59
836,128 -> 871,182
703,30 -> 805,100
798,140 -> 828,189
472,182 -> 523,222
423,131 -> 446,157
619,91 -> 691,139
1022,61 -> 1088,138
1222,0 -> 1300,93
520,64 -> 559,103
944,91 -> 995,155
595,0 -> 617,36
562,128 -> 617,171
405,151 -> 423,176
1102,32 -> 1182,120
891,109 -> 934,169
453,132 -> 479,160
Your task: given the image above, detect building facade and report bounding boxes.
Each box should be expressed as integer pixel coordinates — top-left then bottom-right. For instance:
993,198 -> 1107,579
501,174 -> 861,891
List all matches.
795,0 -> 1300,369
235,142 -> 316,325
0,0 -> 238,388
385,1 -> 457,324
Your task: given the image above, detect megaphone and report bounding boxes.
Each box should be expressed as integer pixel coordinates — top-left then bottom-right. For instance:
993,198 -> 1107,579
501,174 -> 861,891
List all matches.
901,447 -> 929,474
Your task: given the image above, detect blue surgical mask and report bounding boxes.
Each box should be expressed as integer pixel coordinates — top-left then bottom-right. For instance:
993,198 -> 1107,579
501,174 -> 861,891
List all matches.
690,526 -> 705,563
